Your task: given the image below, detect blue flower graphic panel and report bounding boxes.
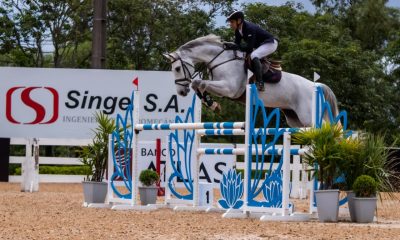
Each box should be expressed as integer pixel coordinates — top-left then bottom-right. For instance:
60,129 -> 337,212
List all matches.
247,84 -> 285,208
168,94 -> 197,200
218,168 -> 244,209
110,92 -> 134,199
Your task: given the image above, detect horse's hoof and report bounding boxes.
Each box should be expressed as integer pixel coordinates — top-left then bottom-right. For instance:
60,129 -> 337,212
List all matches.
211,102 -> 221,113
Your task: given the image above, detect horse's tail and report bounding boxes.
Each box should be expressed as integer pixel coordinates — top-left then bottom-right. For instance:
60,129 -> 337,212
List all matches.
318,83 -> 339,121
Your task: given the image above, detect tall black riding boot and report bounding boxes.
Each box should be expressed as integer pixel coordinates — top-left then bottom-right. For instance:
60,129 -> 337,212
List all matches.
252,57 -> 264,91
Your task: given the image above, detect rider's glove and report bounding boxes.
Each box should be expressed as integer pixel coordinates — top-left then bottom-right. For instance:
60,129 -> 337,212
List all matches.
239,43 -> 250,52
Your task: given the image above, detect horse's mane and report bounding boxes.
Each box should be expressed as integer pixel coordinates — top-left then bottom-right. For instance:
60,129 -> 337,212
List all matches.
178,34 -> 223,51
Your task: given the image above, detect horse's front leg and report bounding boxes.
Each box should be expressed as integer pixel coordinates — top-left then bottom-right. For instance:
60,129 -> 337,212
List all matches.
192,79 -> 242,112
191,79 -> 206,94
191,79 -> 221,112
192,79 -> 238,99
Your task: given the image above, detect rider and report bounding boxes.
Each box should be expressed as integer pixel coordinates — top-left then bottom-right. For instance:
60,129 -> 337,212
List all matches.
226,10 -> 278,91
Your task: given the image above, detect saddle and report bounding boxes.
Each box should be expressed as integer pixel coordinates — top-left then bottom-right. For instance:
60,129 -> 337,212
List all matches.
247,57 -> 282,84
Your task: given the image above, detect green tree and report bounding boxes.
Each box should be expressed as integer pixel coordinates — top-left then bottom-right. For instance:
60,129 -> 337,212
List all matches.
0,0 -> 91,67
311,0 -> 400,52
107,0 -> 236,70
234,2 -> 400,140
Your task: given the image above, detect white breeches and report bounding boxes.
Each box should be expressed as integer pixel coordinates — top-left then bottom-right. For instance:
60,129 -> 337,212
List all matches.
250,39 -> 278,60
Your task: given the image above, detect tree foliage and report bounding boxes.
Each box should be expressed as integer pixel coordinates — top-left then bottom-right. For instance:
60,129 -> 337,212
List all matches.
0,0 -> 91,67
0,0 -> 399,143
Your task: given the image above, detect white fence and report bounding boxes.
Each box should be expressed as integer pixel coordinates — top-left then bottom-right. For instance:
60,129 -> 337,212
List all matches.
9,138 -> 91,184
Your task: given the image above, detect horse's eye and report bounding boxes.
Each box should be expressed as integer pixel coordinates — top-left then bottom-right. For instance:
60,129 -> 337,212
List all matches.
175,66 -> 181,72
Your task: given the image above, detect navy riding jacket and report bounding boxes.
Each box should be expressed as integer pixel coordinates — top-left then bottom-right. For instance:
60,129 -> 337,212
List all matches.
234,20 -> 276,53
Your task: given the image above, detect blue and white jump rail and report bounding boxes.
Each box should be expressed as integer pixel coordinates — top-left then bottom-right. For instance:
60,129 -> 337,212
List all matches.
136,122 -> 245,130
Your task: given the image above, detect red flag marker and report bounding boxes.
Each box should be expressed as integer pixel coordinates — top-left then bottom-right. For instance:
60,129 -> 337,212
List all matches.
133,77 -> 139,90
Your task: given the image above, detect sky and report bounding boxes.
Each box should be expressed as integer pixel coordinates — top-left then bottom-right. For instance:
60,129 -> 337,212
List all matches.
215,0 -> 400,27
239,0 -> 400,11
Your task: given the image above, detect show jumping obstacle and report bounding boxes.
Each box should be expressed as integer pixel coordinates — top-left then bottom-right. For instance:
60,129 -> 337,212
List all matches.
105,82 -> 348,220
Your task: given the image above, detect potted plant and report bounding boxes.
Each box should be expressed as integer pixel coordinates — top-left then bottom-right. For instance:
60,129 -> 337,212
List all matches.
359,133 -> 399,198
139,169 -> 160,205
79,112 -> 116,204
352,175 -> 378,223
336,135 -> 363,222
293,123 -> 345,222
340,133 -> 400,222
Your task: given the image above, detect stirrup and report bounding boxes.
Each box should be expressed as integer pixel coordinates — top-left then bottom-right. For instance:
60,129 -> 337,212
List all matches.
257,81 -> 265,91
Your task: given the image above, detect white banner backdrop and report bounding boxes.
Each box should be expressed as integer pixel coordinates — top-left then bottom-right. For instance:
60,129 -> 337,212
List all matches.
0,67 -> 194,140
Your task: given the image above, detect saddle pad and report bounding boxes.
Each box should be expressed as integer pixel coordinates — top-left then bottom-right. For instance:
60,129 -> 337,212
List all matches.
263,70 -> 282,83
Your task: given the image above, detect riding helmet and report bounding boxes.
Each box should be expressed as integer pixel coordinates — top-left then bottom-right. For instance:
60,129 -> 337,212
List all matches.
226,10 -> 244,22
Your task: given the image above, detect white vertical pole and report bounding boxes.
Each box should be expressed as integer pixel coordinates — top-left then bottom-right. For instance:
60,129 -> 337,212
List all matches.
193,95 -> 202,207
132,90 -> 140,206
21,138 -> 33,192
165,135 -> 172,204
282,132 -> 291,216
312,72 -> 320,127
309,174 -> 317,214
291,153 -> 301,199
106,134 -> 113,204
32,138 -> 39,192
311,86 -> 317,127
310,72 -> 320,213
243,84 -> 251,212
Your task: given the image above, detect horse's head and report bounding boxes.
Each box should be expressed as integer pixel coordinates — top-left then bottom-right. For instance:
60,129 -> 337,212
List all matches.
163,52 -> 195,97
164,35 -> 231,97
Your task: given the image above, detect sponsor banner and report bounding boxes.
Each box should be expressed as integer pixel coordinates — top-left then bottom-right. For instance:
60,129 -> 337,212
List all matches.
0,67 -> 193,140
138,142 -> 235,187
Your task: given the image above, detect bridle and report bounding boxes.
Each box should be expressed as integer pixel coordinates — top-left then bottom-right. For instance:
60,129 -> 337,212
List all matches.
168,53 -> 198,87
168,48 -> 244,87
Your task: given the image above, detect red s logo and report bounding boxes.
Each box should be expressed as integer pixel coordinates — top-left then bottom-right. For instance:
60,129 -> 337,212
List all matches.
6,86 -> 59,124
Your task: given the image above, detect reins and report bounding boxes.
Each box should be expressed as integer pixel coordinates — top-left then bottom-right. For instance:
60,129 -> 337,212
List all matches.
169,48 -> 244,106
170,48 -> 244,87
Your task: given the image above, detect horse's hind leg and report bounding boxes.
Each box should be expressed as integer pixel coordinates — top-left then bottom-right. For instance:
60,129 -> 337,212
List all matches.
282,109 -> 303,128
295,103 -> 313,127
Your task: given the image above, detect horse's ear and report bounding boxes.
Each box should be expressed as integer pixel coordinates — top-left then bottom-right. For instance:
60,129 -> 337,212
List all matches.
163,53 -> 174,62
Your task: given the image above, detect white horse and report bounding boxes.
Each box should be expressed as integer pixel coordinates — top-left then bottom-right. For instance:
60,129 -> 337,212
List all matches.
163,34 -> 338,127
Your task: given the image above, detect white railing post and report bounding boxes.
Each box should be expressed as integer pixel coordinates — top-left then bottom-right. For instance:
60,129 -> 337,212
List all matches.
106,134 -> 113,204
243,84 -> 251,213
21,138 -> 39,192
290,149 -> 301,199
282,132 -> 291,216
164,135 -> 172,204
193,94 -> 202,207
312,86 -> 317,127
312,72 -> 320,127
132,90 -> 140,206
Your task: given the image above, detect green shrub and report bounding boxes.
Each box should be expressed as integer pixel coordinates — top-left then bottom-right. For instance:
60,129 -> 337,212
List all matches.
39,165 -> 91,175
9,164 -> 21,175
353,175 -> 378,197
11,165 -> 90,175
139,169 -> 159,186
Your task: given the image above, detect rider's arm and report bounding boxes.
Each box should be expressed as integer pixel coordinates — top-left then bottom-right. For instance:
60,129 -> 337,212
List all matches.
234,30 -> 241,46
246,29 -> 257,53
